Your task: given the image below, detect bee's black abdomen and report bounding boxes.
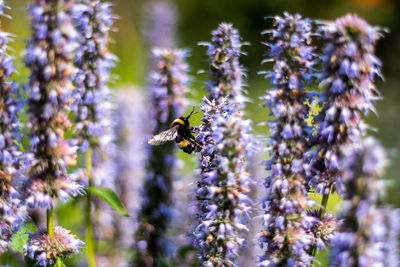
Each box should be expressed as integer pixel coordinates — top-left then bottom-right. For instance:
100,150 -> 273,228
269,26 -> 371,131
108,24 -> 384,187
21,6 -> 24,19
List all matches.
182,141 -> 202,154
175,135 -> 202,154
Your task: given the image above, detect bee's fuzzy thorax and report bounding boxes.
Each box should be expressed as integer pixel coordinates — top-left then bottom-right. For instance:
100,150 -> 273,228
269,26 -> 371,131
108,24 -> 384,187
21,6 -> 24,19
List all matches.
171,118 -> 186,126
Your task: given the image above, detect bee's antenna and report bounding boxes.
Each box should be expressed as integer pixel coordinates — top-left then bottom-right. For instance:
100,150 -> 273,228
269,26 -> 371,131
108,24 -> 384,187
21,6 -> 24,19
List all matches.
186,106 -> 198,119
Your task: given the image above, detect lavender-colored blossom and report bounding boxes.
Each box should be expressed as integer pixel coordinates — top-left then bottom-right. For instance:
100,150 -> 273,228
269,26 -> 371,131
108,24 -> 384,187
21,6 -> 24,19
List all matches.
71,1 -> 118,264
72,0 -> 117,150
330,137 -> 400,267
25,0 -> 84,208
200,22 -> 247,107
258,13 -> 315,266
194,23 -> 252,266
309,14 -> 383,195
195,102 -> 252,266
143,0 -> 177,48
24,226 -> 84,266
0,1 -> 27,252
90,104 -> 118,245
24,1 -> 84,263
134,48 -> 188,266
108,89 -> 147,264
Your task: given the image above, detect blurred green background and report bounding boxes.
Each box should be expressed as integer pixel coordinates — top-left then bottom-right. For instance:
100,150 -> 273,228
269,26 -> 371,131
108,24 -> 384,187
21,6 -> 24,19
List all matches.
4,0 -> 400,204
1,0 -> 400,265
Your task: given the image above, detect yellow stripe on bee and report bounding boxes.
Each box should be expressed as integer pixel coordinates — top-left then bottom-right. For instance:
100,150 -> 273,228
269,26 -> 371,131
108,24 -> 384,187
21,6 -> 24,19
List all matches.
173,118 -> 185,125
177,139 -> 189,148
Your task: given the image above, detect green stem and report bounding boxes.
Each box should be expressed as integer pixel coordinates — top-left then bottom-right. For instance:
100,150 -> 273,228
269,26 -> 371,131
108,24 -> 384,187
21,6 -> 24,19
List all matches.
318,193 -> 330,218
85,148 -> 96,267
310,190 -> 331,258
47,208 -> 54,238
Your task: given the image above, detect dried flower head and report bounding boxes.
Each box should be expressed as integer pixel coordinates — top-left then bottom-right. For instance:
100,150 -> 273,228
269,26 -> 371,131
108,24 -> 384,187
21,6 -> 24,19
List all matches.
307,210 -> 338,250
24,226 -> 84,266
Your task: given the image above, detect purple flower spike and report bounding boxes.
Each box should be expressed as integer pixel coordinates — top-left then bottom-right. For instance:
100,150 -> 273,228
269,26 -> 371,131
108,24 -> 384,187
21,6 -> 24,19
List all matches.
194,23 -> 252,266
134,48 -> 189,266
71,0 -> 118,222
24,1 -> 84,263
258,13 -> 315,266
144,0 -> 177,48
72,0 -> 117,152
330,137 -> 400,267
201,22 -> 247,108
309,14 -> 383,195
25,0 -> 83,208
0,2 -> 27,252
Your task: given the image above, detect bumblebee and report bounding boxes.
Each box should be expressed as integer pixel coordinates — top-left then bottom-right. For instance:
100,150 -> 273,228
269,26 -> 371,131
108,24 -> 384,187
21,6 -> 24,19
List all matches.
148,108 -> 202,154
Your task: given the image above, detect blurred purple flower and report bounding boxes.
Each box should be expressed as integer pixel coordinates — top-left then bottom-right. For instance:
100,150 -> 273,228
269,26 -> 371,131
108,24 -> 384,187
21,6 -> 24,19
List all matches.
143,0 -> 177,48
0,1 -> 27,252
134,48 -> 189,266
108,89 -> 147,264
330,137 -> 400,266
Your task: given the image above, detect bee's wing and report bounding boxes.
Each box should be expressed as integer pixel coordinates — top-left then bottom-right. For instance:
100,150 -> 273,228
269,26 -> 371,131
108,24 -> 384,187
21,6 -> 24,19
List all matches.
148,125 -> 179,146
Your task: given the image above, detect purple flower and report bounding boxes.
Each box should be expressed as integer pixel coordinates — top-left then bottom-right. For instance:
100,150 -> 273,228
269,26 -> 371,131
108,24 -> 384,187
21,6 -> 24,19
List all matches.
330,137 -> 399,266
0,2 -> 27,252
258,13 -> 315,266
194,23 -> 252,266
307,210 -> 338,250
309,14 -> 384,195
72,0 -> 117,152
143,0 -> 177,48
24,226 -> 84,266
134,48 -> 189,265
200,22 -> 247,108
25,0 -> 83,208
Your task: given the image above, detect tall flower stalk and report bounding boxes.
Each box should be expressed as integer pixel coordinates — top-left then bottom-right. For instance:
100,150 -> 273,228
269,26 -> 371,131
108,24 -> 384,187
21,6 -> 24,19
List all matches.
72,1 -> 117,266
134,48 -> 188,267
258,13 -> 315,266
24,0 -> 84,265
310,14 -> 383,200
0,1 -> 27,253
143,0 -> 177,48
330,137 -> 399,266
307,14 -> 384,254
194,23 -> 252,267
111,89 -> 147,266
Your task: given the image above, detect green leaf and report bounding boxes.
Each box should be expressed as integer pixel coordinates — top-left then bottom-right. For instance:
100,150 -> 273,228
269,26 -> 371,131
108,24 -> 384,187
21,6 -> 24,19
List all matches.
157,258 -> 170,267
89,187 -> 129,217
177,245 -> 197,260
53,257 -> 67,267
9,222 -> 37,253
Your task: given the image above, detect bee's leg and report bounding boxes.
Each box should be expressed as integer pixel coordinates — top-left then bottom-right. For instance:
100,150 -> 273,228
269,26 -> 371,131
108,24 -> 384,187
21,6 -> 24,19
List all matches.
190,136 -> 203,147
192,126 -> 201,131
